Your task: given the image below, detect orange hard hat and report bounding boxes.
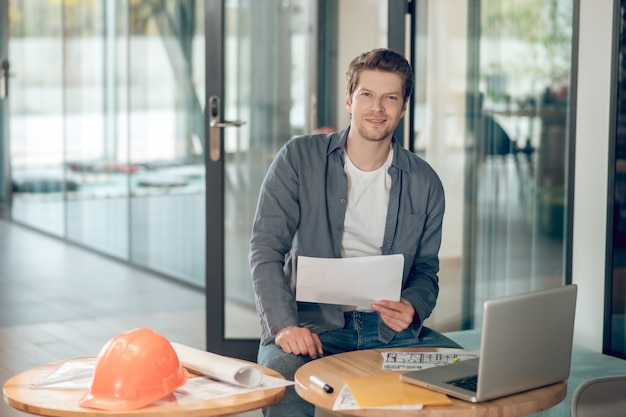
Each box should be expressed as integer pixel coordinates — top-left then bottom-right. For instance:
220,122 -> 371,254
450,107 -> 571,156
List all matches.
79,327 -> 188,411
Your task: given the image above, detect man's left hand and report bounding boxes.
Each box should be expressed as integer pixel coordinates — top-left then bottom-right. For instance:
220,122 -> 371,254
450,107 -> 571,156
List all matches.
371,298 -> 416,332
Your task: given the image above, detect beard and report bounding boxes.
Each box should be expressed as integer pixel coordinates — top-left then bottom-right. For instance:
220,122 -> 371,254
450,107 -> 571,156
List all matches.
351,115 -> 397,143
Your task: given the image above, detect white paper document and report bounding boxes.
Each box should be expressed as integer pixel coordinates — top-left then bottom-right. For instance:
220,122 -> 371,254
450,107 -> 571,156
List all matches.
295,254 -> 404,307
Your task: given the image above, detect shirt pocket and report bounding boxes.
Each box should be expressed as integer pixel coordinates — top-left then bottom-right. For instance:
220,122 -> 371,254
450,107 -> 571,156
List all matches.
394,213 -> 427,256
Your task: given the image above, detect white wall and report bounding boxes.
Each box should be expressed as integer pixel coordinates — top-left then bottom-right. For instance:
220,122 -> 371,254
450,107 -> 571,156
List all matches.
572,0 -> 613,351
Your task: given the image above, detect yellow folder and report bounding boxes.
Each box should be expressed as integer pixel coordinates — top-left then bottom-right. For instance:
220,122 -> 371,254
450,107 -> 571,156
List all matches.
344,373 -> 452,408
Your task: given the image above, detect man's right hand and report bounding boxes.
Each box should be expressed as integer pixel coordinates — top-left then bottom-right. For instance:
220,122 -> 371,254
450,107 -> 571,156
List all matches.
274,326 -> 323,358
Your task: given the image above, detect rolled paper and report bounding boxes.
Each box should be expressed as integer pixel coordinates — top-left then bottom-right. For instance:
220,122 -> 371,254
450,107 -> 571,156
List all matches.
171,342 -> 264,388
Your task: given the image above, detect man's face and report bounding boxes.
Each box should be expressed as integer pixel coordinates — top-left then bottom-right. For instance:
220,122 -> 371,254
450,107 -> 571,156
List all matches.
345,69 -> 407,143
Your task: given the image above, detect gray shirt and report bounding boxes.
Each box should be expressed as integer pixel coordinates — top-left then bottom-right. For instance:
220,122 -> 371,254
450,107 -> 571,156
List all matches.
249,126 -> 444,345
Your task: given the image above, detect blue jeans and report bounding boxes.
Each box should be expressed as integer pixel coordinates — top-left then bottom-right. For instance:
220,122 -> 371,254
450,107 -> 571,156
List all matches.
257,311 -> 462,417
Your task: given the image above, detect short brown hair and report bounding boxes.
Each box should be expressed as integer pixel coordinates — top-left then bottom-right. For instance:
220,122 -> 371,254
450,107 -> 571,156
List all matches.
345,48 -> 414,102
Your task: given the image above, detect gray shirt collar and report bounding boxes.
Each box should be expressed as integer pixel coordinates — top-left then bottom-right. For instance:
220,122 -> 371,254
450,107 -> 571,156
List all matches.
328,125 -> 411,173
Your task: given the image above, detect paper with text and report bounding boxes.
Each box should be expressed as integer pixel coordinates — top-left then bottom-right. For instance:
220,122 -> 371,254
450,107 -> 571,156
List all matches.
382,350 -> 480,370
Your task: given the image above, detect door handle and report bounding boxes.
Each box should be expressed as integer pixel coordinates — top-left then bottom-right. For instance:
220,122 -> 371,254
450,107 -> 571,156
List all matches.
208,95 -> 245,161
210,120 -> 245,128
0,59 -> 9,99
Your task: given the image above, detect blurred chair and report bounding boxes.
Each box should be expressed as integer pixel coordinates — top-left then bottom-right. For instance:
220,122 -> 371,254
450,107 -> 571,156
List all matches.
571,375 -> 626,417
466,93 -> 534,173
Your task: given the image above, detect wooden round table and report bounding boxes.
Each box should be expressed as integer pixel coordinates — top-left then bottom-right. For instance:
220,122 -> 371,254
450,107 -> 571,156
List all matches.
3,356 -> 286,417
295,348 -> 567,417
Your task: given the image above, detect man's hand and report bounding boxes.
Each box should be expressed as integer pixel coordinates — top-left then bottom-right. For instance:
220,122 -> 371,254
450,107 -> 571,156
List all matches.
371,298 -> 416,332
274,326 -> 323,358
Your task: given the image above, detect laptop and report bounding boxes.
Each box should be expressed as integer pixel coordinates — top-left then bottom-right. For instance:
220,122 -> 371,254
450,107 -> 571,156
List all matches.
401,284 -> 578,402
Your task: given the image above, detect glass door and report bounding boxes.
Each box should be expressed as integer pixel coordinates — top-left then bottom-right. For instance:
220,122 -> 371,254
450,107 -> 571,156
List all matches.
608,0 -> 626,358
0,0 -> 10,218
204,0 -> 318,360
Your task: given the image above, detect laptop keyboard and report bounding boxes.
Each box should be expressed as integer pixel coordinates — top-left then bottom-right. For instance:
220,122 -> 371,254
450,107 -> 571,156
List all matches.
448,375 -> 478,392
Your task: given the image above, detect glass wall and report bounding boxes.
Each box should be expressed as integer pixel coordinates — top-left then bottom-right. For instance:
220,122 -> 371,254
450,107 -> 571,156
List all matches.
126,1 -> 206,283
64,1 -> 127,259
9,0 -> 65,236
8,1 -> 207,286
472,0 -> 573,319
414,0 -> 574,329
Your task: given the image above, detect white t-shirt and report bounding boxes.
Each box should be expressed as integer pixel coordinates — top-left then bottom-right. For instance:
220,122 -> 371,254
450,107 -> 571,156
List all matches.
341,147 -> 393,258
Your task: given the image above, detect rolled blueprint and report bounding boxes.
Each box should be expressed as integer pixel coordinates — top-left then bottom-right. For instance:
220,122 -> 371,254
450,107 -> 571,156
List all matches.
171,342 -> 264,388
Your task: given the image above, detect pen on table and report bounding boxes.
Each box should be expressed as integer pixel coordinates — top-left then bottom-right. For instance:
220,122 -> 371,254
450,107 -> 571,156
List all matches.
309,375 -> 334,393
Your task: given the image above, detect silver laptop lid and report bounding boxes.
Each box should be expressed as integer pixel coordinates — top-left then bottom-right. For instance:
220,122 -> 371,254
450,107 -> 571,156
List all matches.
476,284 -> 577,400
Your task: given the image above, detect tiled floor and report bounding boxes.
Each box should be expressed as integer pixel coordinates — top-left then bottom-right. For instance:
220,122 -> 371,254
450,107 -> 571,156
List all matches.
0,218 -> 262,417
0,220 -> 206,327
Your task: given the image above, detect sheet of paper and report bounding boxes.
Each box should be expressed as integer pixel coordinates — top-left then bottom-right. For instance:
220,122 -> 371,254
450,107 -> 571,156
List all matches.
175,375 -> 293,401
295,254 -> 404,307
30,359 -> 95,389
381,350 -> 480,370
343,373 -> 452,408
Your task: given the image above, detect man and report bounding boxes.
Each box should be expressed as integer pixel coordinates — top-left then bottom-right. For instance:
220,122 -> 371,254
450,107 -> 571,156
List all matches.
249,48 -> 461,417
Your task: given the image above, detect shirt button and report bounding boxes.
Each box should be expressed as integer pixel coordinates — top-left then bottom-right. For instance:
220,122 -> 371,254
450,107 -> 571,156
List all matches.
340,199 -> 346,204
